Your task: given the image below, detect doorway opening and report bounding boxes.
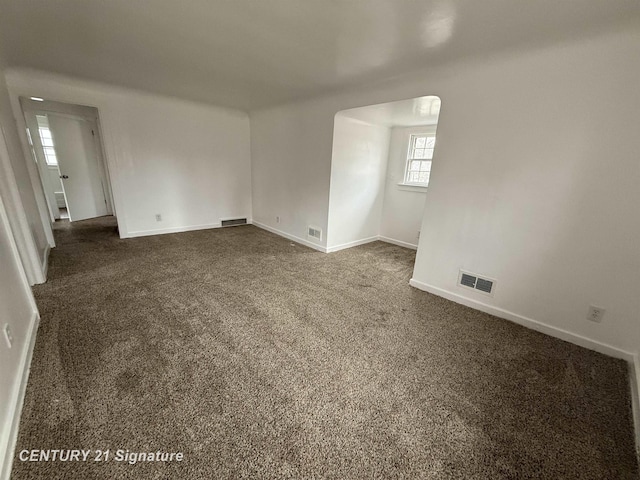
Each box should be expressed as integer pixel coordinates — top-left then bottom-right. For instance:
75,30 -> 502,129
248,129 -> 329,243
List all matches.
326,95 -> 441,254
19,97 -> 115,224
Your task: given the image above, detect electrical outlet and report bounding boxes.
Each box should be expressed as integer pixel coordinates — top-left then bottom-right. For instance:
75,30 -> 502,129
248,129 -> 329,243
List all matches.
4,324 -> 13,348
155,214 -> 162,222
587,305 -> 606,323
276,216 -> 280,224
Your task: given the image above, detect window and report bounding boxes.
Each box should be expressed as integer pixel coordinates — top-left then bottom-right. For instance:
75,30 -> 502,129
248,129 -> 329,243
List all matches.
404,133 -> 435,187
36,114 -> 58,166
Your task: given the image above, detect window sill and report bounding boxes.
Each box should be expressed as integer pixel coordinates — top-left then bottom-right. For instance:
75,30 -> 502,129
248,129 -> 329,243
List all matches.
397,183 -> 428,192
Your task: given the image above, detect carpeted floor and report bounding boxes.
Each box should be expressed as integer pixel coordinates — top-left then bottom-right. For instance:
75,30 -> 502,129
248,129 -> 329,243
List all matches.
12,216 -> 638,479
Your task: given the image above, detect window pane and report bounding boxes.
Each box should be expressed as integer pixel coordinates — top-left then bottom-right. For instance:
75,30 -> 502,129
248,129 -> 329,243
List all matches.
414,148 -> 426,159
39,127 -> 55,148
406,133 -> 436,185
44,147 -> 58,165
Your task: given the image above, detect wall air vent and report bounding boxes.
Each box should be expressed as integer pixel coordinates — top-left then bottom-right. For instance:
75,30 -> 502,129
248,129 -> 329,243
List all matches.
308,226 -> 322,241
460,273 -> 477,288
475,278 -> 494,294
457,270 -> 496,296
221,218 -> 247,227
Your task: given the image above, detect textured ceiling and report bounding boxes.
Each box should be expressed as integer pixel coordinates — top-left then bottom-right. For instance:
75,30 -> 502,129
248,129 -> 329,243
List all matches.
1,0 -> 638,110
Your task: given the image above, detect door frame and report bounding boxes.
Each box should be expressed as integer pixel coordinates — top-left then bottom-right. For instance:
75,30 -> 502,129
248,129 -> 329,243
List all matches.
19,100 -> 116,227
40,111 -> 113,221
6,72 -> 129,284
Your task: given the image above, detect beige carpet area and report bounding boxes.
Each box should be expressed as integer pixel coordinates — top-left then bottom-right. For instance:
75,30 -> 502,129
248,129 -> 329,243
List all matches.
11,216 -> 638,479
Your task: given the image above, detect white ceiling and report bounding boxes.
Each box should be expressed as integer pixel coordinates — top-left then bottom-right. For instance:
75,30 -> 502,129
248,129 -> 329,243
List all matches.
1,0 -> 638,111
338,96 -> 441,127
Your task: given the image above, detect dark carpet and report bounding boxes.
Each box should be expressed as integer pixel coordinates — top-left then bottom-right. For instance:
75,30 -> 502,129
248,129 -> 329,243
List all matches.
12,216 -> 638,479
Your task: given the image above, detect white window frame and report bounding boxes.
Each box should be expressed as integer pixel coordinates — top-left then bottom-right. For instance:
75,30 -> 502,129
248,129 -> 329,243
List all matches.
35,114 -> 59,166
403,133 -> 436,188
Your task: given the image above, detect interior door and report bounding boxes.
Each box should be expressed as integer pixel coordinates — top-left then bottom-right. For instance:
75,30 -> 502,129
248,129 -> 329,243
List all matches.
47,114 -> 108,221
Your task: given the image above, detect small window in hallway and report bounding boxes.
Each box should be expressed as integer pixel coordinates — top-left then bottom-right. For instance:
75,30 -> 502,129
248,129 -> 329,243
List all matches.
405,133 -> 435,186
35,114 -> 58,166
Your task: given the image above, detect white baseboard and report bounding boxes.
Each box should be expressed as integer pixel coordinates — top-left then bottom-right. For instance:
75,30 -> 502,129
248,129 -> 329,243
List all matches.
378,236 -> 418,250
252,221 -> 326,252
41,245 -> 50,280
251,225 -> 421,254
327,235 -> 418,253
326,236 -> 379,253
0,311 -> 39,480
412,278 -> 640,453
630,354 -> 640,457
125,222 -> 222,238
326,235 -> 418,253
123,217 -> 258,239
408,278 -> 635,362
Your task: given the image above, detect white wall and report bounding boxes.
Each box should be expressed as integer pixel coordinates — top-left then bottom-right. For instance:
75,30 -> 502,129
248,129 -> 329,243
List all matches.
0,48 -> 41,477
410,25 -> 640,357
249,24 -> 640,357
6,69 -> 252,239
0,193 -> 38,480
0,68 -> 39,478
250,99 -> 337,249
326,115 -> 390,251
0,48 -> 50,284
379,126 -> 437,248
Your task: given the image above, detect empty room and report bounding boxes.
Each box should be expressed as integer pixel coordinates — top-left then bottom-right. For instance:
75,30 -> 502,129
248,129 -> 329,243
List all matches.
0,1 -> 639,479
